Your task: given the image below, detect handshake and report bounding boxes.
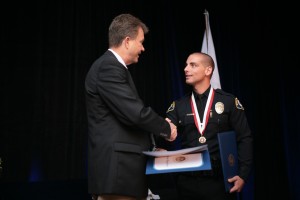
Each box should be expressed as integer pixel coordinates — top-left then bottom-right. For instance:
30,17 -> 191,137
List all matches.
165,118 -> 177,142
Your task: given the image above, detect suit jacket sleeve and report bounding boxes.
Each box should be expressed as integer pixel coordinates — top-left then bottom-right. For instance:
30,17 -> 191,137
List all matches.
95,57 -> 170,138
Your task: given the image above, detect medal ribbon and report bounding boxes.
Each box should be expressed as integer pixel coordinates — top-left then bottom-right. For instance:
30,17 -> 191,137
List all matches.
190,87 -> 215,136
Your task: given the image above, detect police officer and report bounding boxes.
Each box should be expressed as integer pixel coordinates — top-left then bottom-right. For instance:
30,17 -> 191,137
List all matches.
165,52 -> 253,200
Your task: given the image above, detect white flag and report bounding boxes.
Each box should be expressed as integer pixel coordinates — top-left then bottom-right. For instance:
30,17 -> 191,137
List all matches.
201,10 -> 221,89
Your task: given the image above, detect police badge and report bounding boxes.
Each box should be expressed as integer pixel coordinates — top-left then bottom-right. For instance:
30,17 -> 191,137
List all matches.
215,102 -> 224,114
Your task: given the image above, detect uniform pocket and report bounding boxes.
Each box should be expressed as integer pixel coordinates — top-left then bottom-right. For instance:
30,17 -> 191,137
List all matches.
182,115 -> 195,125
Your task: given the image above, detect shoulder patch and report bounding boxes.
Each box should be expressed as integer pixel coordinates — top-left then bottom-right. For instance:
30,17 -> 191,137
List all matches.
235,98 -> 244,110
166,101 -> 175,113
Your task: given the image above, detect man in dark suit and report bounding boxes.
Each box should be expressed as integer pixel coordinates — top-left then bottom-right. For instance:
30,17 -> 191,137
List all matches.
85,13 -> 177,200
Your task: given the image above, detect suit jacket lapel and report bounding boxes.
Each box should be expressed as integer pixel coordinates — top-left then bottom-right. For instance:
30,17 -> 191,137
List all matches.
126,69 -> 139,97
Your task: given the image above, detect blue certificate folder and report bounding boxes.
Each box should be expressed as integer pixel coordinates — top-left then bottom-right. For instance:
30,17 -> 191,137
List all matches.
218,131 -> 239,192
143,145 -> 211,174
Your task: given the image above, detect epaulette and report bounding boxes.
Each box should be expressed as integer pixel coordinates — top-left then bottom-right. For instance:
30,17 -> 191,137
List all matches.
175,92 -> 192,102
215,89 -> 245,110
214,88 -> 235,98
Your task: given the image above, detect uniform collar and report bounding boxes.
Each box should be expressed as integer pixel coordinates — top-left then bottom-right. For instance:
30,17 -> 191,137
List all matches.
193,85 -> 211,100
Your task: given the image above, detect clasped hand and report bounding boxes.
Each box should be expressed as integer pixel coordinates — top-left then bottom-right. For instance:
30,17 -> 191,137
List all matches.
165,118 -> 177,141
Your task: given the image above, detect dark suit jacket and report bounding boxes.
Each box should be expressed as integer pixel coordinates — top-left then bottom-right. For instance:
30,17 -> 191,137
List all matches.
85,50 -> 170,198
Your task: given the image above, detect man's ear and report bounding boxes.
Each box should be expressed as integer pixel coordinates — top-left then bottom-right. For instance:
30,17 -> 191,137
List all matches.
123,36 -> 131,49
205,66 -> 213,76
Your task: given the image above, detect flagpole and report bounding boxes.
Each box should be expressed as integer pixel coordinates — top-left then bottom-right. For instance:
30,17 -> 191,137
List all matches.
201,10 -> 222,89
204,9 -> 209,52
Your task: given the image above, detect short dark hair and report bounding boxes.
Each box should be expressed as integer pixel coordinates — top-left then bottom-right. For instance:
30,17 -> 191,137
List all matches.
200,52 -> 215,72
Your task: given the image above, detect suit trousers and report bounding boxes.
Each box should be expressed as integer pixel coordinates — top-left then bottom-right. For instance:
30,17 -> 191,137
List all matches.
93,194 -> 146,200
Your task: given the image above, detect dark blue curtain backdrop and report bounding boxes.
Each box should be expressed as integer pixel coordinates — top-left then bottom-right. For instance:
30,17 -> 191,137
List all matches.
0,0 -> 299,199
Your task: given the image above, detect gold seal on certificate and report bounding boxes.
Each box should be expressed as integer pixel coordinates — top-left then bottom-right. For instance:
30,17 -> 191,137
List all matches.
199,136 -> 206,143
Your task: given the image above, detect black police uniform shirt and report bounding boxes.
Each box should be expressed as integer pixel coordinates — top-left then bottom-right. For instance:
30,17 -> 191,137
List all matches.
165,85 -> 253,181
